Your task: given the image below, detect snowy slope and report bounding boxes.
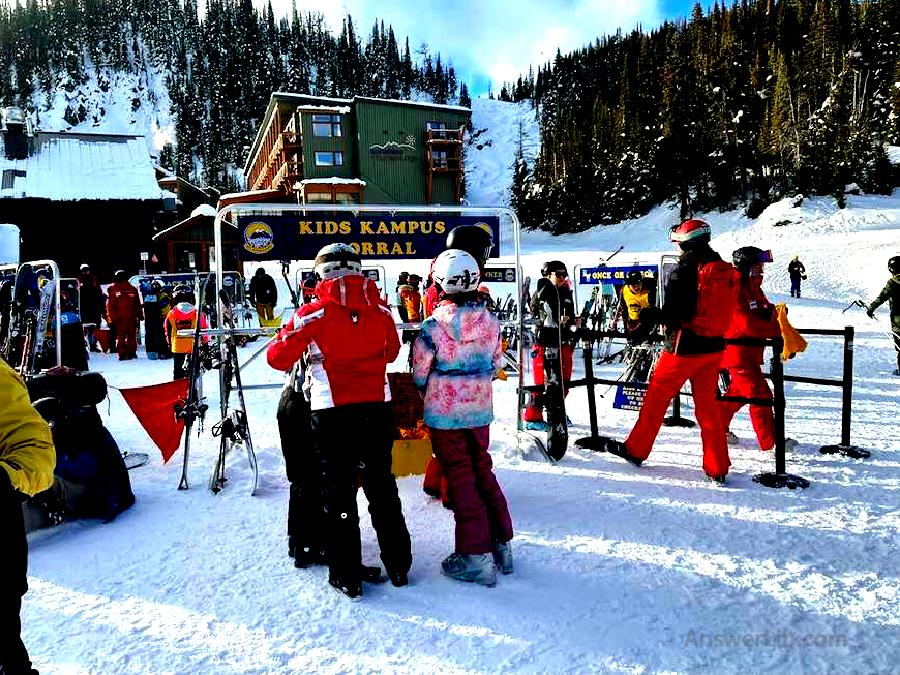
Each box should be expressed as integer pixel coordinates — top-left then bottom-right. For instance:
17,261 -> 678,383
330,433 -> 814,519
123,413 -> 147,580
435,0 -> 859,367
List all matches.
20,190 -> 900,674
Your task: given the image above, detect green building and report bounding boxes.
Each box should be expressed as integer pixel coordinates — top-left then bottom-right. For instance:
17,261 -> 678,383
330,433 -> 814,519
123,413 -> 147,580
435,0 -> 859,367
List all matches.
244,93 -> 470,205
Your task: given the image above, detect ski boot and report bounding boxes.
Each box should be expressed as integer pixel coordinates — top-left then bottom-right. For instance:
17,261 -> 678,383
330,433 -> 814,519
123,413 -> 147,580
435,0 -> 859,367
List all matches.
524,420 -> 550,432
441,552 -> 497,587
361,565 -> 386,584
387,570 -> 409,587
725,430 -> 740,446
602,438 -> 643,466
328,573 -> 363,599
706,473 -> 728,485
493,541 -> 513,575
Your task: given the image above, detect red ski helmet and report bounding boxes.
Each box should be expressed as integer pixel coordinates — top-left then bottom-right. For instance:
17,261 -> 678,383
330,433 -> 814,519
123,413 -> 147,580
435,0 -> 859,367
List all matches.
669,219 -> 711,244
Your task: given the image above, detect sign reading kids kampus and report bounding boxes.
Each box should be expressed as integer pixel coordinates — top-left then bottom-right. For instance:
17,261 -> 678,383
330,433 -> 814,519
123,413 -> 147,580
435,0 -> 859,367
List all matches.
236,213 -> 501,261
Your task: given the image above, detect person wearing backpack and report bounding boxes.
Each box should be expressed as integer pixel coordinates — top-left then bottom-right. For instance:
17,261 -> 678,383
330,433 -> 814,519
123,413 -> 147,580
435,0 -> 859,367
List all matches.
603,219 -> 740,483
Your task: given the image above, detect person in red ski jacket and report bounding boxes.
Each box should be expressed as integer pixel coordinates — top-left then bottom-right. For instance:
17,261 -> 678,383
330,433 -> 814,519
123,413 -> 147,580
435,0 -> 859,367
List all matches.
267,244 -> 410,599
602,219 -> 739,483
719,247 -> 782,451
106,270 -> 142,360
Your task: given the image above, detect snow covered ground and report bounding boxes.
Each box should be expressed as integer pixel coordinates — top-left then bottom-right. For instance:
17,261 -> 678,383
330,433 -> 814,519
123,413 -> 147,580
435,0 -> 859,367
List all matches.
20,190 -> 900,673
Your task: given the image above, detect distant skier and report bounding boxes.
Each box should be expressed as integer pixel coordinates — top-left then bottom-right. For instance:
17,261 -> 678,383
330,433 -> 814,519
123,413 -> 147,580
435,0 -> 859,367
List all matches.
866,255 -> 900,375
522,260 -> 577,430
106,270 -> 142,361
413,250 -> 513,588
164,285 -> 208,380
77,264 -> 104,353
248,268 -> 278,322
788,255 -> 806,298
267,243 -> 411,599
602,219 -> 740,483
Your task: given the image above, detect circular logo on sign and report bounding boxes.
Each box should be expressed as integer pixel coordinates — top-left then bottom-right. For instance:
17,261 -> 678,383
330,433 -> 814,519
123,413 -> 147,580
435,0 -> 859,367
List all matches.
244,222 -> 274,255
504,269 -> 515,282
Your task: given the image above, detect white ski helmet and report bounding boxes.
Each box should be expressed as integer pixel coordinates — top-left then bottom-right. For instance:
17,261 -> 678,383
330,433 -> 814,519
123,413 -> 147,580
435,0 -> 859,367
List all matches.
432,249 -> 481,294
314,243 -> 362,280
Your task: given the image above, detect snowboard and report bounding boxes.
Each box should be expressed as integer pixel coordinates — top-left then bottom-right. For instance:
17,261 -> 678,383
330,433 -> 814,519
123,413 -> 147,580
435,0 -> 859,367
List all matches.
538,323 -> 569,462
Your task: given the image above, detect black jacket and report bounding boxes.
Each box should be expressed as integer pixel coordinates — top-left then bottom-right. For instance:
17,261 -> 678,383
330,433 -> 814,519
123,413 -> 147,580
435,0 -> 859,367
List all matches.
531,278 -> 577,344
249,272 -> 278,306
662,245 -> 726,355
788,260 -> 805,281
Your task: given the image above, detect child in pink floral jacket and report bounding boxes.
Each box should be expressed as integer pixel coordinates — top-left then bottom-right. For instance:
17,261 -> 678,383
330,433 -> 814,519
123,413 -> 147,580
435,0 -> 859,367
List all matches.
412,250 -> 513,587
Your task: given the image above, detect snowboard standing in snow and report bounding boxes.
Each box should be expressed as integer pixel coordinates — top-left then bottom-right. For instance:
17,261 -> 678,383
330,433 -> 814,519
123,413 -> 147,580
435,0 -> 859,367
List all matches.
537,315 -> 569,462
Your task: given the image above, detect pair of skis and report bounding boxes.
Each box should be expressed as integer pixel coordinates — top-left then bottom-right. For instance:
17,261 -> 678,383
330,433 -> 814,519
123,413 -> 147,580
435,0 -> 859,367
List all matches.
177,274 -> 258,495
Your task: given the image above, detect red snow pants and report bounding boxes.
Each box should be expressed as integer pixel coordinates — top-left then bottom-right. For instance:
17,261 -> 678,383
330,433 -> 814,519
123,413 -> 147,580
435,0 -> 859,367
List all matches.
719,366 -> 775,451
429,426 -> 513,555
422,455 -> 449,505
625,350 -> 730,478
523,343 -> 574,422
113,321 -> 138,360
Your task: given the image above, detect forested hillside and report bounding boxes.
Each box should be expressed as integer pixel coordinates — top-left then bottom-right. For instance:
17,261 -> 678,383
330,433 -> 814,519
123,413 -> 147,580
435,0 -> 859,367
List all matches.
509,0 -> 900,232
0,0 -> 469,189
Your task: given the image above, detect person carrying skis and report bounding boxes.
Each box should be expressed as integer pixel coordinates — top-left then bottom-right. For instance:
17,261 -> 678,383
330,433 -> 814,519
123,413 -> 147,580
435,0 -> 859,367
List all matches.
164,285 -> 208,380
522,260 -> 577,430
106,270 -> 142,361
248,268 -> 278,322
602,219 -> 739,483
267,243 -> 411,599
413,250 -> 513,587
866,255 -> 900,375
788,255 -> 806,298
77,264 -> 104,353
718,246 -> 786,451
0,358 -> 55,675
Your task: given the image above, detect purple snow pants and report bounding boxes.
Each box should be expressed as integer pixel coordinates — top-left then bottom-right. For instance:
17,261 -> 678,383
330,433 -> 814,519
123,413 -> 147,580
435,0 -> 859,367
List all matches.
429,426 -> 514,555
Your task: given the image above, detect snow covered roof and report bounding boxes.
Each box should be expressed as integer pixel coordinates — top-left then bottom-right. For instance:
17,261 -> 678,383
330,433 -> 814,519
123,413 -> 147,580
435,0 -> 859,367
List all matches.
294,105 -> 352,114
296,177 -> 366,187
0,132 -> 162,201
191,203 -> 218,218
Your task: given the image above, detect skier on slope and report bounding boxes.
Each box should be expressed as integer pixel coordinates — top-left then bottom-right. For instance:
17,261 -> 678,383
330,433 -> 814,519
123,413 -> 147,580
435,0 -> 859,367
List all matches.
267,244 -> 411,599
412,250 -> 513,588
522,260 -> 577,431
602,219 -> 739,483
105,271 -> 142,361
718,246 -> 797,452
866,255 -> 900,375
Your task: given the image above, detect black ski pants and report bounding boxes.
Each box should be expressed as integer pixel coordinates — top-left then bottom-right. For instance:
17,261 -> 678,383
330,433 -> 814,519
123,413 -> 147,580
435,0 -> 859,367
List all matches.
0,474 -> 35,675
276,385 -> 322,558
311,402 -> 411,585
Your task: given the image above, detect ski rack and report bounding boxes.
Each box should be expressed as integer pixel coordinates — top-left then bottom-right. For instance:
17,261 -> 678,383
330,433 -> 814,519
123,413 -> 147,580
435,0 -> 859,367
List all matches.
6,260 -> 63,374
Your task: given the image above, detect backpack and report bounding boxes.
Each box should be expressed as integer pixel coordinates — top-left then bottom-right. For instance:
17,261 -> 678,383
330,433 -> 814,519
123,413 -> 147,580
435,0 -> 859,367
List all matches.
683,260 -> 741,338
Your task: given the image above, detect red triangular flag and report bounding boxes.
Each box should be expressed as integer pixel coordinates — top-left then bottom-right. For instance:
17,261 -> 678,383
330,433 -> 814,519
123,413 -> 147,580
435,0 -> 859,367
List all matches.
151,254 -> 159,263
119,379 -> 190,463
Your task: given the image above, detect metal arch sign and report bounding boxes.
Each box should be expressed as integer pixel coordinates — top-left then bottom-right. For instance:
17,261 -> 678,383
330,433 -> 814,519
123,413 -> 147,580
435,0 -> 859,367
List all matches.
235,213 -> 501,261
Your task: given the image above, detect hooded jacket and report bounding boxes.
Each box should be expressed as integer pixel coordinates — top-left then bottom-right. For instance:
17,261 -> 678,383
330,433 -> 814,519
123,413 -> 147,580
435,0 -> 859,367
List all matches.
722,275 -> 781,368
0,359 -> 55,497
267,275 -> 399,410
412,299 -> 502,429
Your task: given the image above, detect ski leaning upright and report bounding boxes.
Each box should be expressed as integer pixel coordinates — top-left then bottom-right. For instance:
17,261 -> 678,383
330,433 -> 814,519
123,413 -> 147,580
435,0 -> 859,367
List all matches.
208,285 -> 258,495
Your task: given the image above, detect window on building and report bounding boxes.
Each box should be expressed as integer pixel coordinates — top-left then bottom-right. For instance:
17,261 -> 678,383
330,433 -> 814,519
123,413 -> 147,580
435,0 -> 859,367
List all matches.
335,192 -> 360,205
432,150 -> 449,169
312,114 -> 342,137
305,191 -> 333,203
426,121 -> 447,130
314,151 -> 343,167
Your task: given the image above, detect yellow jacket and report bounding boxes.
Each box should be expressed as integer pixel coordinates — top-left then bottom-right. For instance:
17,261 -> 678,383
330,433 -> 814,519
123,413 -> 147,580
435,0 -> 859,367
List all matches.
0,360 -> 56,496
622,285 -> 651,321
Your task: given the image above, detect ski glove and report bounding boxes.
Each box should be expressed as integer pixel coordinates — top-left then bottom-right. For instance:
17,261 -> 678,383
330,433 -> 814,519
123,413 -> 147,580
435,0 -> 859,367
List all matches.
866,307 -> 875,319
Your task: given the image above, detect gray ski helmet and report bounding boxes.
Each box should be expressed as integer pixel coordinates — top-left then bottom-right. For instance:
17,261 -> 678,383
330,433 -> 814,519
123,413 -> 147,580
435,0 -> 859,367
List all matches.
446,223 -> 493,267
889,255 -> 900,275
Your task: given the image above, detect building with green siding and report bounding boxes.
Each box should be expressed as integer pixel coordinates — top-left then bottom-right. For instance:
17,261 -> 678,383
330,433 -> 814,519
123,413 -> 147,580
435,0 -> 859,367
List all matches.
244,93 -> 470,205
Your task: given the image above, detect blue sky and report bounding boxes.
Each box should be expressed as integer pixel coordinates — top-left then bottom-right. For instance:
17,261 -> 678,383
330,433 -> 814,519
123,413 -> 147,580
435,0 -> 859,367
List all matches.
271,1 -> 701,97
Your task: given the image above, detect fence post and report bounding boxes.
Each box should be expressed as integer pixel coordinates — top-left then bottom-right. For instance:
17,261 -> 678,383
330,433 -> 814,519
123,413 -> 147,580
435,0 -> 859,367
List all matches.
820,325 -> 870,458
574,343 -> 606,451
663,392 -> 696,427
754,337 -> 810,489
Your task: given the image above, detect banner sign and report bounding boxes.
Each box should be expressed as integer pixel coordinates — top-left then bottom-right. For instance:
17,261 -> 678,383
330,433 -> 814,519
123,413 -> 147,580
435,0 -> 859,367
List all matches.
612,383 -> 647,411
481,266 -> 516,283
578,264 -> 657,285
235,213 -> 501,262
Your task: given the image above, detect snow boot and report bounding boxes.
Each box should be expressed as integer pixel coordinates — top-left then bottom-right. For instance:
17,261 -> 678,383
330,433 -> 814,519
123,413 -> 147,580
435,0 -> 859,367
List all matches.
328,573 -> 362,600
706,473 -> 728,485
893,368 -> 900,376
524,420 -> 550,432
388,570 -> 409,587
602,438 -> 643,466
493,541 -> 513,575
441,552 -> 497,587
725,430 -> 740,446
361,565 -> 386,584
